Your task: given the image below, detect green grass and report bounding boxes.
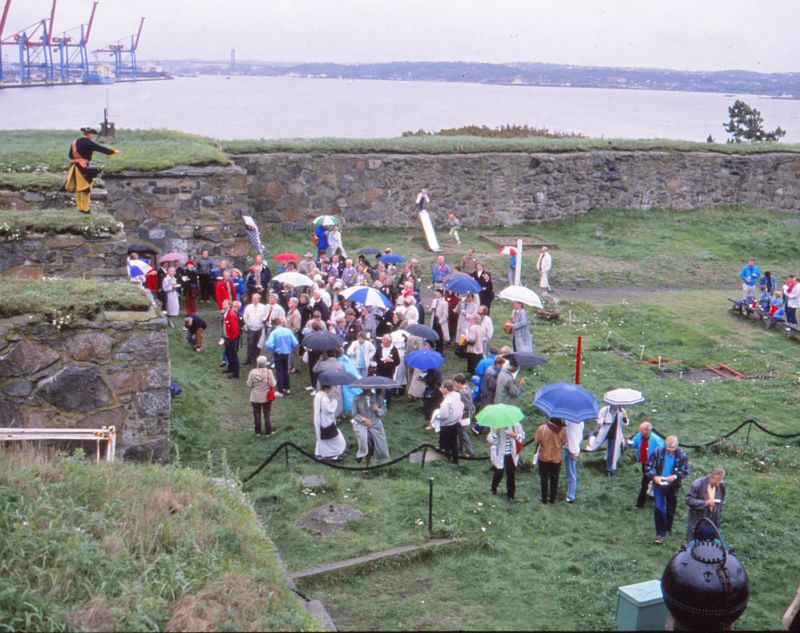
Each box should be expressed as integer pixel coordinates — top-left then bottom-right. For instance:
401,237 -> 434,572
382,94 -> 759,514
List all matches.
0,129 -> 228,184
220,135 -> 800,155
0,449 -> 320,632
0,172 -> 65,192
169,290 -> 800,631
0,279 -> 151,320
0,209 -> 122,237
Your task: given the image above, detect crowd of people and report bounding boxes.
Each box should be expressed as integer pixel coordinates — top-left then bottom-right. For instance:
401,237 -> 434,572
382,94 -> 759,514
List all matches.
127,217 -> 729,546
739,257 -> 800,326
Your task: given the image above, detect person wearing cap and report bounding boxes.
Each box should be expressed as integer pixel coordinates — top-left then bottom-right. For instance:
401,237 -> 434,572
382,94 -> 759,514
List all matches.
181,260 -> 199,315
299,253 -> 316,276
536,246 -> 553,292
65,127 -> 119,213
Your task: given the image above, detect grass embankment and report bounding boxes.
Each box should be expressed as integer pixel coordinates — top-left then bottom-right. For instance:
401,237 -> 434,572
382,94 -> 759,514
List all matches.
0,279 -> 151,320
0,209 -> 122,237
0,129 -> 229,191
221,135 -> 800,156
169,208 -> 800,630
0,449 -> 320,631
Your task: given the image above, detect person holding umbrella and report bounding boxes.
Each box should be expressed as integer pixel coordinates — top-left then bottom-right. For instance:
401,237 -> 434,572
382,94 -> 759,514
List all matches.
351,389 -> 391,467
478,404 -> 526,501
314,223 -> 329,260
587,392 -> 634,477
313,383 -> 346,461
533,419 -> 568,504
375,334 -> 401,408
510,301 -> 533,353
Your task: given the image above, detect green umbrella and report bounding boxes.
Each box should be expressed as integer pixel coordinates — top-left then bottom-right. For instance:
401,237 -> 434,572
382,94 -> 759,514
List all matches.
313,215 -> 340,226
475,403 -> 525,429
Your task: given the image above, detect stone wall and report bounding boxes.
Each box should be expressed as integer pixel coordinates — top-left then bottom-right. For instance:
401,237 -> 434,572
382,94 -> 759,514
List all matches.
0,306 -> 170,462
104,165 -> 254,260
236,151 -> 800,229
0,231 -> 128,280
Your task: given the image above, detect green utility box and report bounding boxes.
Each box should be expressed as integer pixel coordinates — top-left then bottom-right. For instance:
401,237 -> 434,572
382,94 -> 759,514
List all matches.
615,579 -> 668,631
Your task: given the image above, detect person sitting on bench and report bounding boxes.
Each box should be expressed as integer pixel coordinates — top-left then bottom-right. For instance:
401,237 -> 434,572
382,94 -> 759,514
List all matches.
758,286 -> 772,312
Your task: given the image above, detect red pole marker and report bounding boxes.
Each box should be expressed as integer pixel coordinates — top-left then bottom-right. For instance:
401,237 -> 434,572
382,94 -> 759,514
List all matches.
575,336 -> 582,384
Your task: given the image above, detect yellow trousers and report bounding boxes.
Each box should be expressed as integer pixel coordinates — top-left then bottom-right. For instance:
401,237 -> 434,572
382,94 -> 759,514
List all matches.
65,165 -> 92,213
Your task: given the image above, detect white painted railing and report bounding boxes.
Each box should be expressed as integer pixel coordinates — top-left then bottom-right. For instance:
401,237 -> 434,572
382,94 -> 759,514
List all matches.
0,426 -> 117,463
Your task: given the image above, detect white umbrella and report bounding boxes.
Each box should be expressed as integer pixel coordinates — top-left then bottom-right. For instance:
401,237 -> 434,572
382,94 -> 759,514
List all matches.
497,285 -> 544,308
603,388 -> 646,406
273,272 -> 314,287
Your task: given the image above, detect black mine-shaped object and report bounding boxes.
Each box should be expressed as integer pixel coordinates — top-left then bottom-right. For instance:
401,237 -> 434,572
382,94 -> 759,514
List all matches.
661,520 -> 749,630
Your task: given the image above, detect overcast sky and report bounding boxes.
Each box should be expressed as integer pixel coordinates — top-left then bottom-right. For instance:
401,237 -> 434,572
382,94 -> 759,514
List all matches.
4,0 -> 798,73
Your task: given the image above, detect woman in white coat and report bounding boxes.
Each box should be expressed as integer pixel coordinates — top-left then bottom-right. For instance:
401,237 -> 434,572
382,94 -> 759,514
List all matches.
162,267 -> 181,327
586,404 -> 629,476
488,422 -> 525,501
313,385 -> 346,460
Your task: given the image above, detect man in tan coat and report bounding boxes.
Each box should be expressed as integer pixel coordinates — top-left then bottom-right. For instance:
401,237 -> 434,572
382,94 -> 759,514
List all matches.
534,419 -> 568,504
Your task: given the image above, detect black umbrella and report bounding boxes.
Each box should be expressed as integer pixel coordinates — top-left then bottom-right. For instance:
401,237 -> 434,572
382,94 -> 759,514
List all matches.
127,243 -> 158,256
301,331 -> 343,352
350,375 -> 402,389
404,323 -> 439,341
318,370 -> 356,386
357,247 -> 381,256
505,352 -> 547,367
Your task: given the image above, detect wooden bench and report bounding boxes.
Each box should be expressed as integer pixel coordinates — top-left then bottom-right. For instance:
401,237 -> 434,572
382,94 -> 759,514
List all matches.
0,426 -> 116,463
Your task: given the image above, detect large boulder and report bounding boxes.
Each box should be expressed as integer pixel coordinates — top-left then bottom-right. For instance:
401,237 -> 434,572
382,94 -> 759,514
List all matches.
65,332 -> 113,362
37,366 -> 113,412
0,398 -> 23,427
0,339 -> 60,378
114,332 -> 168,362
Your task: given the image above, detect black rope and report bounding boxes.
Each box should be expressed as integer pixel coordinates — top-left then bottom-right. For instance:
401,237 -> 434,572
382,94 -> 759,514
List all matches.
241,420 -> 800,483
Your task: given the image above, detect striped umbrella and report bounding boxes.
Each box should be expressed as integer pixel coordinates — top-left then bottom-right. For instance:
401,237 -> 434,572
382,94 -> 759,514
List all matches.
127,259 -> 153,279
340,286 -> 392,308
499,246 -> 518,255
313,215 -> 340,226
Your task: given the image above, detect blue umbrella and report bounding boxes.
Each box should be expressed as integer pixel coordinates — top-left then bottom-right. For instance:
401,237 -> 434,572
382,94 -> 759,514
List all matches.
379,253 -> 406,264
405,349 -> 446,370
532,382 -> 599,423
446,276 -> 481,295
340,286 -> 392,308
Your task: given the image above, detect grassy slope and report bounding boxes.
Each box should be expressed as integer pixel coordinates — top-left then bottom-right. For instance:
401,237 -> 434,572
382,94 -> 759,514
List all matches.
0,209 -> 122,236
169,207 -> 800,630
0,279 -> 151,320
0,450 -> 319,632
220,136 -> 800,155
0,130 -> 229,191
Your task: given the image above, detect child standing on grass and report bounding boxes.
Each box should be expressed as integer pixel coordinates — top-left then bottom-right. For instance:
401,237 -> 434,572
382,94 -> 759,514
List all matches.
447,213 -> 462,245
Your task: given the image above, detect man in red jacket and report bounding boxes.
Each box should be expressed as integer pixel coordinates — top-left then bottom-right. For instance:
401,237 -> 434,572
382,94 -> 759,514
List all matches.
215,270 -> 238,311
222,299 -> 241,379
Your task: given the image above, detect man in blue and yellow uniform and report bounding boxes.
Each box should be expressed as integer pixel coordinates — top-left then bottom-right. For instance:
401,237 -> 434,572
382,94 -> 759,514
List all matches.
65,127 -> 118,213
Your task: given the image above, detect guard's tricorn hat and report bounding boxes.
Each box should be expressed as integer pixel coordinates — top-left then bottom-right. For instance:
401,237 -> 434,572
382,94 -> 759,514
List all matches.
80,127 -> 99,135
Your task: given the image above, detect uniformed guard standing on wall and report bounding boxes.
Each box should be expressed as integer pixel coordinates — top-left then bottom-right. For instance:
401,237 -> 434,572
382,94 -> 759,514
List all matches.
64,127 -> 119,213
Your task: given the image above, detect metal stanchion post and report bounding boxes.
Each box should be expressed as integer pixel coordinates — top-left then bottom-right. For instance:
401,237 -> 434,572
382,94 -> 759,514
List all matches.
428,477 -> 434,539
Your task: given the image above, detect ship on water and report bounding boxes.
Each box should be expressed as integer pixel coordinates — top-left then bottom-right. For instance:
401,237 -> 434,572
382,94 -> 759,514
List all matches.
83,65 -> 117,85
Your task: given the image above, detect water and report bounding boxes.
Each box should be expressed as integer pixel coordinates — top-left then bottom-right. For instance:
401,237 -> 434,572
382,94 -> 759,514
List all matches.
2,75 -> 800,142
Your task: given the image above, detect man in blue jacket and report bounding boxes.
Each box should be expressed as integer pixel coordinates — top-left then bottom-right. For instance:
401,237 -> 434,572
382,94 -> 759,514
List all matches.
315,224 -> 329,260
645,435 -> 690,544
629,421 -> 665,509
740,258 -> 761,303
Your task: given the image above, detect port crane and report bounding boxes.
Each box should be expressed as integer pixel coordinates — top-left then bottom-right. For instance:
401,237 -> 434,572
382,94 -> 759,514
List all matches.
94,16 -> 143,79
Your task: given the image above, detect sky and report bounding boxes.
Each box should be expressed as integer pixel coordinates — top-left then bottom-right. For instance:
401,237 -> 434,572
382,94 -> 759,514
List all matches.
3,0 -> 799,73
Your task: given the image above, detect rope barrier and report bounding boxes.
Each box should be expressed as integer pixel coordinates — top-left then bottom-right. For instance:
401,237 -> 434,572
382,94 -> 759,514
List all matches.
241,419 -> 799,483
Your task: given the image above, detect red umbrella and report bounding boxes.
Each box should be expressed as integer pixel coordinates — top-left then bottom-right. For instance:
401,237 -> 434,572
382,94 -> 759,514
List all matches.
274,252 -> 301,262
498,246 -> 517,255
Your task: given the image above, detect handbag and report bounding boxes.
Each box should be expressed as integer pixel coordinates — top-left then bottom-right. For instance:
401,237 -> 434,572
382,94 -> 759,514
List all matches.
503,319 -> 514,334
454,342 -> 468,359
267,387 -> 276,402
319,422 -> 338,440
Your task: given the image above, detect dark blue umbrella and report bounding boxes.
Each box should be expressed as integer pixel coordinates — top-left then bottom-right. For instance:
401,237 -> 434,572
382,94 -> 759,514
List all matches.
301,331 -> 343,352
506,352 -> 547,367
318,370 -> 356,386
405,323 -> 439,341
357,247 -> 381,256
379,253 -> 406,264
445,276 -> 481,295
532,382 -> 599,423
351,375 -> 402,389
405,349 -> 446,370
